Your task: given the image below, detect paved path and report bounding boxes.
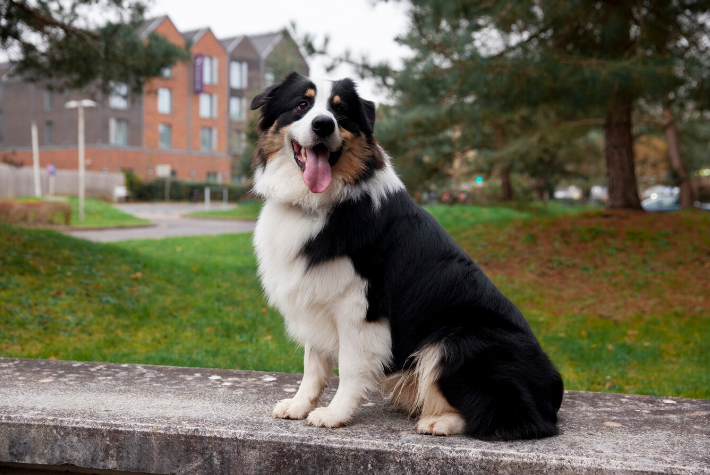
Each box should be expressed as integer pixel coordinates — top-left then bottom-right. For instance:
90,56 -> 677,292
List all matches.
68,203 -> 256,242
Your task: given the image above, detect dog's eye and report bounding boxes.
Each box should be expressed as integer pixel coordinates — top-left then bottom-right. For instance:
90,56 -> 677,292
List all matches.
297,101 -> 309,110
335,104 -> 345,114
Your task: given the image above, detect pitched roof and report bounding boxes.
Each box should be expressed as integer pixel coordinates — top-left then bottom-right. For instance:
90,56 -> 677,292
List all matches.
248,32 -> 283,58
137,15 -> 168,39
220,35 -> 245,53
181,28 -> 209,45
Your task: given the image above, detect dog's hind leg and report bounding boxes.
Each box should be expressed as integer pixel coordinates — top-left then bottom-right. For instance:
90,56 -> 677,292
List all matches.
412,344 -> 466,436
307,279 -> 392,428
273,345 -> 334,420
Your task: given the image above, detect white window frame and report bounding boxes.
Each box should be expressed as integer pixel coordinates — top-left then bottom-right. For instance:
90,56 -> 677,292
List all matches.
229,96 -> 247,121
158,123 -> 172,149
199,93 -> 218,118
158,88 -> 172,114
264,72 -> 275,87
109,83 -> 129,110
230,61 -> 248,89
203,57 -> 219,85
109,118 -> 129,145
200,126 -> 217,151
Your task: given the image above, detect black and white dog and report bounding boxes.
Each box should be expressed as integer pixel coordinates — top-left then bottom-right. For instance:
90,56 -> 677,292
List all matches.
251,72 -> 563,439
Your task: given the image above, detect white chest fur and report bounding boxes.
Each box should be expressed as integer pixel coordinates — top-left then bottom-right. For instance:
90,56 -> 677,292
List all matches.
253,200 -> 368,359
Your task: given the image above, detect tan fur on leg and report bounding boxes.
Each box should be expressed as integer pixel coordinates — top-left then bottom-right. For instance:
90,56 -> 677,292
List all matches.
384,343 -> 466,436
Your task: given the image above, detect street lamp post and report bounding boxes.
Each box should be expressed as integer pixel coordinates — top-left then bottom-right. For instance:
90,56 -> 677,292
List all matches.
65,99 -> 97,223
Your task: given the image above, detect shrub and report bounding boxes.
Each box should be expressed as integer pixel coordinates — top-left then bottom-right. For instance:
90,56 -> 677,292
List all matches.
124,171 -> 251,202
0,201 -> 71,225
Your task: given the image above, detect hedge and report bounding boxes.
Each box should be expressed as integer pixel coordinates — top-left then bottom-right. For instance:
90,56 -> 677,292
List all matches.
125,172 -> 251,202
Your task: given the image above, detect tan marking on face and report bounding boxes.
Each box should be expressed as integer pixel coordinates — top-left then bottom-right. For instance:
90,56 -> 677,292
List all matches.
333,128 -> 371,184
305,89 -> 315,98
254,123 -> 289,167
332,95 -> 341,105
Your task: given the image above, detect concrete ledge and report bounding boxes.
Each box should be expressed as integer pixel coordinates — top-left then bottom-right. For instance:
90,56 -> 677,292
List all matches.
0,358 -> 708,474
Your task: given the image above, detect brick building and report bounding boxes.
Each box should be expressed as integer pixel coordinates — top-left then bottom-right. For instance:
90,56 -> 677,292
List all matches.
0,16 -> 308,184
220,31 -> 309,180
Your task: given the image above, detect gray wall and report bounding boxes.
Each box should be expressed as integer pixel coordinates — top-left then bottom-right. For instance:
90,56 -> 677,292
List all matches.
0,79 -> 143,150
0,163 -> 125,201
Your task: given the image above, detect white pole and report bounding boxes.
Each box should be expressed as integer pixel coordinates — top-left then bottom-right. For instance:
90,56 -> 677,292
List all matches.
31,120 -> 41,197
222,187 -> 227,209
78,105 -> 85,223
205,186 -> 210,210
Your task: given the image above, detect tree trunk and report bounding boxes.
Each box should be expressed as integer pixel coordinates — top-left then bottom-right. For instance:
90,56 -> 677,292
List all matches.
495,124 -> 513,201
604,93 -> 642,209
662,106 -> 696,209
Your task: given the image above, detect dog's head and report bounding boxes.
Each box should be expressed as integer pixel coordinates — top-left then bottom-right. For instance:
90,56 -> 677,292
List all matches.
250,72 -> 384,204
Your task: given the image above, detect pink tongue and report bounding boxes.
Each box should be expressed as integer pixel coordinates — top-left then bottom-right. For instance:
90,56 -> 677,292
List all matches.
303,146 -> 332,193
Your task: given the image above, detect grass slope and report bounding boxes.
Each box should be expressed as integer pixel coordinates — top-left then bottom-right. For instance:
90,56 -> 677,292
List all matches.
189,201 -> 262,221
1,204 -> 708,398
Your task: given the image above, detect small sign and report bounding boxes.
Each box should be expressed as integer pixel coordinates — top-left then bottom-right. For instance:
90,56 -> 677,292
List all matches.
194,54 -> 204,94
47,164 -> 57,176
156,164 -> 171,178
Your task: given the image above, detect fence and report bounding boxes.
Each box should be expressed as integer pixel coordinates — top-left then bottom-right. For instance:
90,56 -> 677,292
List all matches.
0,163 -> 125,201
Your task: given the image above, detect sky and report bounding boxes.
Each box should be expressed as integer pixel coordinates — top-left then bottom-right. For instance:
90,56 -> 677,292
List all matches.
149,0 -> 412,104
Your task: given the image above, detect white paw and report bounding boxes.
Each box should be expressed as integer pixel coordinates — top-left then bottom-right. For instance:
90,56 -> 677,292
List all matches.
416,413 -> 466,436
272,398 -> 315,420
306,406 -> 351,428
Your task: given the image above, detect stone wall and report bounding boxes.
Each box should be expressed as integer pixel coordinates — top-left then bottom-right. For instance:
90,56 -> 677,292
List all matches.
0,358 -> 708,474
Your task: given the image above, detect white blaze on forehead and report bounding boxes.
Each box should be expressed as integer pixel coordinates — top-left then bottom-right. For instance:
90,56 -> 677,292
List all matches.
289,78 -> 340,150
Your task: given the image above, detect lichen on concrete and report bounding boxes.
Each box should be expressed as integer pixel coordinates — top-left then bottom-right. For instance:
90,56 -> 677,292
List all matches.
0,357 -> 708,474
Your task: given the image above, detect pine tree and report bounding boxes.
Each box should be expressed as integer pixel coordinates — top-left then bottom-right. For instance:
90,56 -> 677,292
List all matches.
306,1 -> 710,209
0,0 -> 189,94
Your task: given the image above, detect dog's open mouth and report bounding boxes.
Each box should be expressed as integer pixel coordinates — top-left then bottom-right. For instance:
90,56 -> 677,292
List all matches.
291,139 -> 333,194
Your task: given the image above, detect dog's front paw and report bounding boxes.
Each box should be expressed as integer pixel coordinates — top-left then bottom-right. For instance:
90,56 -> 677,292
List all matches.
272,398 -> 315,420
306,406 -> 351,428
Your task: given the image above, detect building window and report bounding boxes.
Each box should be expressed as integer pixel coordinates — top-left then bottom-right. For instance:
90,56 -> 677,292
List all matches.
44,121 -> 53,145
159,123 -> 172,149
203,56 -> 219,85
230,61 -> 248,89
109,118 -> 129,145
229,96 -> 247,121
109,83 -> 129,109
160,66 -> 172,78
264,72 -> 275,87
200,126 -> 217,151
199,93 -> 217,118
238,131 -> 247,153
206,172 -> 222,183
44,89 -> 54,110
158,88 -> 172,114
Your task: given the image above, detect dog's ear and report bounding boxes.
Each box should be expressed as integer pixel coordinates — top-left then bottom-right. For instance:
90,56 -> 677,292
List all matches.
359,98 -> 376,135
251,84 -> 280,111
250,71 -> 303,111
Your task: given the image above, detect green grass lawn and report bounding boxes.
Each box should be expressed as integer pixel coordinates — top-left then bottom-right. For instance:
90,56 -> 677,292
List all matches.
188,201 -> 262,220
14,196 -> 149,228
1,203 -> 708,399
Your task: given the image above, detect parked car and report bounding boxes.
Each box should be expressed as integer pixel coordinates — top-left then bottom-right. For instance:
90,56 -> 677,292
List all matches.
642,196 -> 710,212
642,196 -> 680,212
641,185 -> 679,200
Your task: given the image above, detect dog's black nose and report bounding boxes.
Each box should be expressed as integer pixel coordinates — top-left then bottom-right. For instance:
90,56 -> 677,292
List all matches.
312,116 -> 335,137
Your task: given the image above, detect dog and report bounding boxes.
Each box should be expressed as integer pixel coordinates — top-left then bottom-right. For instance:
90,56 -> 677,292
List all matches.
250,72 -> 563,439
